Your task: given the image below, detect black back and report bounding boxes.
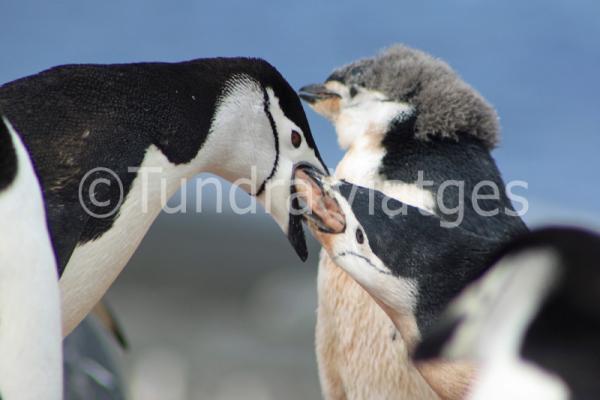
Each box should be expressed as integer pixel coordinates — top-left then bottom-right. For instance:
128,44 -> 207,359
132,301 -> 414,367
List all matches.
338,181 -> 503,333
0,58 -> 322,275
380,114 -> 527,241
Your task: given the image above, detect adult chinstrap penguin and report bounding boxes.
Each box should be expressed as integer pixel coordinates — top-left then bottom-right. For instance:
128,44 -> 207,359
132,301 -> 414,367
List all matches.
293,164 -> 505,399
0,115 -> 62,400
297,44 -> 527,400
414,227 -> 600,400
0,57 -> 327,335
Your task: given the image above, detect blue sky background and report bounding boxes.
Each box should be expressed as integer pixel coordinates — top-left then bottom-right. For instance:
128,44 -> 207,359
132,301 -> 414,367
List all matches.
2,0 -> 599,227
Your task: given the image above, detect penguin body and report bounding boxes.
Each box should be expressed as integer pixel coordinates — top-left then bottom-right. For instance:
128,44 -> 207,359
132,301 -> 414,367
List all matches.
415,227 -> 600,400
0,116 -> 62,400
293,165 -> 502,399
300,45 -> 526,237
0,58 -> 327,334
299,45 -> 527,399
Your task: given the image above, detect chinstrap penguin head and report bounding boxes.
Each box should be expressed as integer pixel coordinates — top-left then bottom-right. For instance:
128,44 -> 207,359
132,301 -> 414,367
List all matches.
292,163 -> 440,343
207,59 -> 329,260
299,44 -> 499,150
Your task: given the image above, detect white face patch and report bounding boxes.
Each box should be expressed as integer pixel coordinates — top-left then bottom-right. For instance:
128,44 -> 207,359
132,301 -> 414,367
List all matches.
257,87 -> 326,234
311,81 -> 435,214
315,182 -> 418,315
196,76 -> 326,235
323,81 -> 414,149
202,76 -> 275,192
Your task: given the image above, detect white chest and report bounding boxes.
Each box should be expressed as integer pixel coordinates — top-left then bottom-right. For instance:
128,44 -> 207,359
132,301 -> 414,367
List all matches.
59,145 -> 201,335
335,134 -> 435,212
57,77 -> 283,335
0,120 -> 62,400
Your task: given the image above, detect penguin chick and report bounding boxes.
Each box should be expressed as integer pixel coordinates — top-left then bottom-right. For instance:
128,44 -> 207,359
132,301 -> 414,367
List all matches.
298,46 -> 527,399
300,44 -> 498,151
300,44 -> 525,237
293,164 -> 504,399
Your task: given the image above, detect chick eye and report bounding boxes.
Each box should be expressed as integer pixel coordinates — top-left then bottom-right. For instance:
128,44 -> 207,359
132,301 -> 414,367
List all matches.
291,130 -> 302,148
349,86 -> 358,97
355,228 -> 364,244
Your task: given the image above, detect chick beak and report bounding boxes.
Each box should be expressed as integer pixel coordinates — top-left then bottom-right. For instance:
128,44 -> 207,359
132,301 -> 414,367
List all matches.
298,84 -> 341,104
292,163 -> 346,234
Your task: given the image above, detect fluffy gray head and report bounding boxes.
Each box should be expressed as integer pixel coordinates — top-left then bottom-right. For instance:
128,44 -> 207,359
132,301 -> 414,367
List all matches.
327,44 -> 500,148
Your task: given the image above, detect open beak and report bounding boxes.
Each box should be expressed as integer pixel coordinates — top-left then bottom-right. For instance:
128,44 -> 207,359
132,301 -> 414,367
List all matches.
292,163 -> 346,234
298,84 -> 341,104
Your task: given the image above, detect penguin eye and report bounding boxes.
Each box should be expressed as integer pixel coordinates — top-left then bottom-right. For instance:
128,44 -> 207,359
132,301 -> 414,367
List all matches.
349,86 -> 358,98
355,228 -> 364,244
291,130 -> 302,148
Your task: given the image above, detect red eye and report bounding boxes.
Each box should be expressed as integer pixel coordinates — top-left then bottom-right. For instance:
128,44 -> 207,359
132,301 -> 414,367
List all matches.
291,130 -> 302,148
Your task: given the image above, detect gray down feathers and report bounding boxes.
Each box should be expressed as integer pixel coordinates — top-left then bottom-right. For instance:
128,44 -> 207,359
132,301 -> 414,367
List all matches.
328,44 -> 500,149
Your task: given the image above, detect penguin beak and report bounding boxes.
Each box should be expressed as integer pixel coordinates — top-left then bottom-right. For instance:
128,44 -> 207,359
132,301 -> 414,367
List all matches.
286,205 -> 308,262
292,163 -> 346,234
298,84 -> 341,104
261,158 -> 327,263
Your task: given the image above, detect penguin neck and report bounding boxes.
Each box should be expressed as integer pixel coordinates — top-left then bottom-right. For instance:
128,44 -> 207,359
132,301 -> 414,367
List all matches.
380,213 -> 498,336
112,65 -> 278,208
124,77 -> 275,219
413,225 -> 496,335
373,285 -> 478,400
139,60 -> 276,180
195,79 -> 278,193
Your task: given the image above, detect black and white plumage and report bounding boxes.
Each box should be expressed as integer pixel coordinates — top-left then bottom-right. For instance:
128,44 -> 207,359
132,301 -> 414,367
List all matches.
293,165 -> 503,399
0,58 -> 327,335
295,165 -> 500,343
294,164 -> 500,337
414,227 -> 600,400
0,115 -> 62,400
298,44 -> 527,399
299,44 -> 525,237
